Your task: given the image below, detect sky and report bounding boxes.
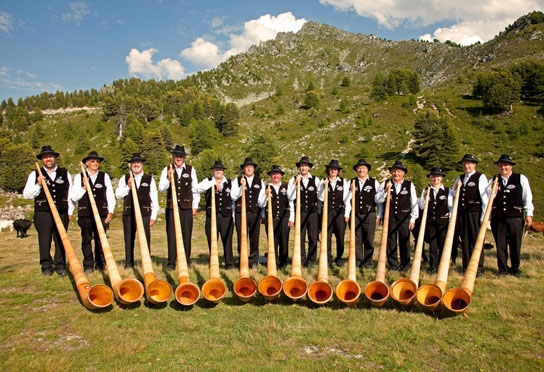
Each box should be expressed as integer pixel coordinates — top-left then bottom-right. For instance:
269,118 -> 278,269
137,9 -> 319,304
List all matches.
1,0 -> 543,103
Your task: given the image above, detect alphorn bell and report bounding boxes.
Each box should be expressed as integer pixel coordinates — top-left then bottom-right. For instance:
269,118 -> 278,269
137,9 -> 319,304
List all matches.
128,168 -> 172,304
364,180 -> 391,307
415,181 -> 462,311
335,180 -> 361,308
201,184 -> 227,303
79,162 -> 143,305
308,179 -> 333,305
233,178 -> 257,302
35,163 -> 113,309
442,178 -> 499,315
257,185 -> 283,301
169,164 -> 200,306
282,175 -> 308,301
390,185 -> 431,307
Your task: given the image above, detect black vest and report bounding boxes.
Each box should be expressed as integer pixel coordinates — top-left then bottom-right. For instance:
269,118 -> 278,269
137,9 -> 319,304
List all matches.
427,187 -> 450,225
296,176 -> 318,213
205,178 -> 233,217
492,173 -> 524,218
352,177 -> 377,214
327,177 -> 346,211
459,172 -> 482,212
269,182 -> 290,219
235,176 -> 262,214
34,168 -> 70,212
166,165 -> 193,209
77,171 -> 108,218
389,180 -> 412,219
123,174 -> 153,217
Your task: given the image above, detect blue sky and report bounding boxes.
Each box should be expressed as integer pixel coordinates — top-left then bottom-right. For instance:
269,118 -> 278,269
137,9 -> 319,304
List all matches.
1,0 -> 543,102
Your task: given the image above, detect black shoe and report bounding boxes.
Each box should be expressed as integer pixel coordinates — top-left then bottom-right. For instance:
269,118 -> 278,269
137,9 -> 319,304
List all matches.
510,269 -> 521,278
224,265 -> 235,271
42,269 -> 53,276
57,270 -> 67,277
498,270 -> 508,277
124,262 -> 134,269
335,259 -> 345,267
306,262 -> 315,270
95,266 -> 105,272
363,263 -> 373,269
476,269 -> 483,278
85,268 -> 94,274
427,268 -> 437,275
400,265 -> 410,273
166,265 -> 175,271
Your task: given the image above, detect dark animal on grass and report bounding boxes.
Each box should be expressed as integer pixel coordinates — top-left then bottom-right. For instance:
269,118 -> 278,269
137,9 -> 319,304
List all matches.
13,219 -> 32,238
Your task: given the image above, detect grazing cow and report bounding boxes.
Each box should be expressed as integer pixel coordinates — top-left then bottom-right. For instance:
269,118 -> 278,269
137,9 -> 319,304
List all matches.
13,219 -> 33,238
0,219 -> 14,232
527,222 -> 544,237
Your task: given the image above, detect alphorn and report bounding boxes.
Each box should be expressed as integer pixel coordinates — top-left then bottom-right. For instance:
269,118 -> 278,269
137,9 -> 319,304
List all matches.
169,164 -> 200,306
442,178 -> 499,315
233,178 -> 257,302
201,184 -> 227,303
128,168 -> 172,304
415,181 -> 461,311
308,179 -> 333,305
335,180 -> 361,308
364,180 -> 391,307
35,163 -> 113,309
282,175 -> 308,301
79,162 -> 143,305
390,185 -> 430,307
257,185 -> 283,301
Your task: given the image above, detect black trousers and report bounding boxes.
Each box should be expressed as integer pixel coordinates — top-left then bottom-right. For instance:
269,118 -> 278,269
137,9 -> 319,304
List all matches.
457,211 -> 483,271
298,211 -> 319,266
78,216 -> 107,270
265,215 -> 290,268
165,207 -> 193,267
425,221 -> 448,270
387,214 -> 411,270
491,216 -> 523,274
123,213 -> 151,266
326,208 -> 346,265
235,210 -> 261,267
354,212 -> 376,268
34,209 -> 67,273
205,213 -> 234,268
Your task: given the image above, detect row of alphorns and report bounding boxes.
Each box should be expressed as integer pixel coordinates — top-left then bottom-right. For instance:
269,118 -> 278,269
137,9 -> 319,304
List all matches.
37,161 -> 499,316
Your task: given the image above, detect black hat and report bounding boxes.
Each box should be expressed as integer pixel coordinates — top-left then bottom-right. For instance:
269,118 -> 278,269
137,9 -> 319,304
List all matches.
128,153 -> 146,163
426,167 -> 446,177
353,159 -> 372,171
82,151 -> 104,163
210,160 -> 226,170
240,157 -> 258,169
295,156 -> 313,168
171,145 -> 187,157
458,154 -> 479,164
389,160 -> 408,173
36,146 -> 59,160
494,154 -> 516,165
267,165 -> 285,176
325,159 -> 342,170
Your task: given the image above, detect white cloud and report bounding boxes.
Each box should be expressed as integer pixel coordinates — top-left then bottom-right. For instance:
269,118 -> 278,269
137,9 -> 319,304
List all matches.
319,0 -> 544,45
126,48 -> 185,80
0,66 -> 63,96
0,11 -> 13,34
180,12 -> 306,69
61,1 -> 92,25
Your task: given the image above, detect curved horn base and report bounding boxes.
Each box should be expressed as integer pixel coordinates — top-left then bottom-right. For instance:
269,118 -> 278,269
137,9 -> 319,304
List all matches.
258,276 -> 283,301
364,281 -> 389,308
308,281 -> 333,305
415,283 -> 443,310
233,277 -> 257,302
335,280 -> 361,308
202,278 -> 227,304
144,274 -> 173,304
283,277 -> 308,301
114,278 -> 144,305
442,287 -> 471,315
390,278 -> 417,306
175,282 -> 201,306
83,284 -> 114,309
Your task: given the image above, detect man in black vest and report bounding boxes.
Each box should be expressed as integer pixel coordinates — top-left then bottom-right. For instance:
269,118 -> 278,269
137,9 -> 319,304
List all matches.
115,153 -> 159,268
453,154 -> 489,277
195,160 -> 235,270
488,155 -> 533,278
23,146 -> 73,277
231,158 -> 266,269
71,151 -> 115,273
287,156 -> 322,269
159,145 -> 200,270
349,159 -> 382,269
419,167 -> 453,274
377,160 -> 419,272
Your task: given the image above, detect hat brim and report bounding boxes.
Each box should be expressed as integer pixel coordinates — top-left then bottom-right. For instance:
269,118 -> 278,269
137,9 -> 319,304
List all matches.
36,152 -> 59,160
427,172 -> 446,177
240,163 -> 257,169
83,156 -> 104,163
267,170 -> 285,176
389,166 -> 408,173
494,160 -> 516,165
458,159 -> 478,164
353,164 -> 371,171
296,162 -> 313,168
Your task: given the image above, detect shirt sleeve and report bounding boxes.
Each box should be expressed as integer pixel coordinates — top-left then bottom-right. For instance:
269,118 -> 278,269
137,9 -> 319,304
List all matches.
104,173 -> 116,214
230,178 -> 242,201
115,175 -> 130,200
70,173 -> 85,203
410,183 -> 419,224
22,171 -> 41,199
521,174 -> 534,217
157,166 -> 170,193
149,176 -> 159,220
191,167 -> 200,210
478,173 -> 489,221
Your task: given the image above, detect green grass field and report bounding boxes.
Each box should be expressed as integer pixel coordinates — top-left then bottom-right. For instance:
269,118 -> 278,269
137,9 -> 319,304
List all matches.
1,213 -> 543,371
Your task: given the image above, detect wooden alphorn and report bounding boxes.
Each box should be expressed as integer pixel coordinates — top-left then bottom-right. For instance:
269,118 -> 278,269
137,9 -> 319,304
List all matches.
282,175 -> 308,301
308,179 -> 333,305
257,185 -> 283,301
335,180 -> 361,308
233,177 -> 257,302
364,180 -> 391,307
168,164 -> 200,306
442,178 -> 499,315
36,163 -> 113,309
390,185 -> 431,307
128,168 -> 172,304
79,162 -> 143,305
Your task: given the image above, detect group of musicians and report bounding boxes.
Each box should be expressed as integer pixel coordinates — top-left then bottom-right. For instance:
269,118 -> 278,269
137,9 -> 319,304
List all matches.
24,145 -> 534,280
